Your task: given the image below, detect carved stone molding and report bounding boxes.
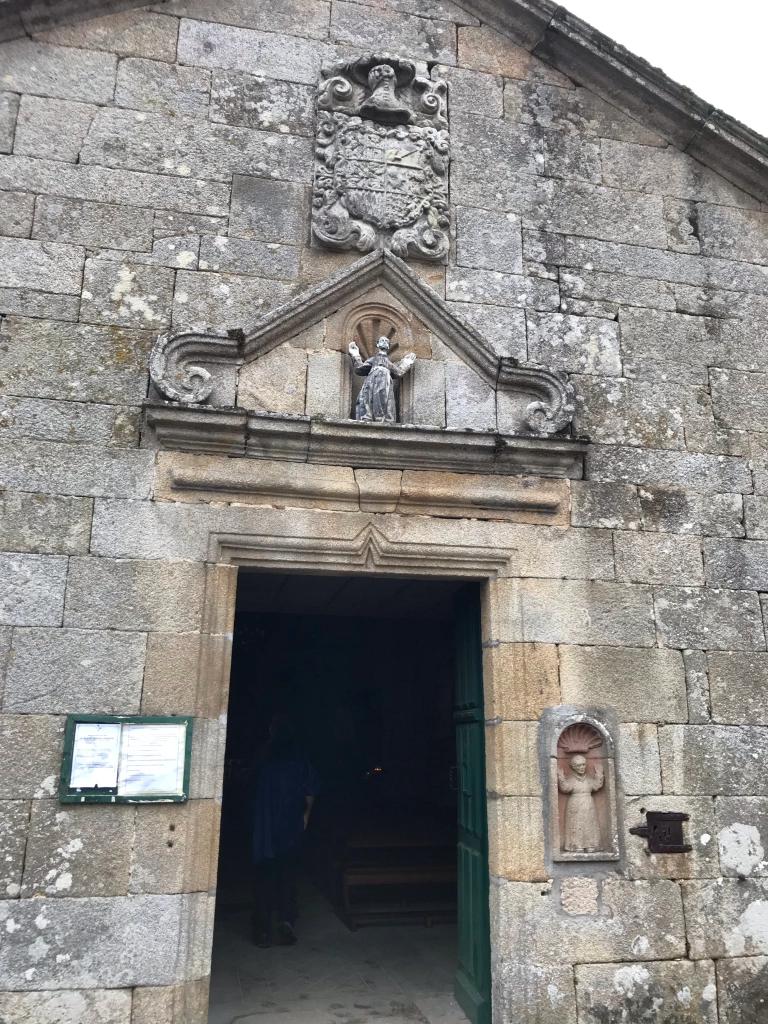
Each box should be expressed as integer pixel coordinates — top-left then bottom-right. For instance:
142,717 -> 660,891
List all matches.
147,250 -> 577,440
312,54 -> 450,262
209,523 -> 509,578
144,406 -> 587,479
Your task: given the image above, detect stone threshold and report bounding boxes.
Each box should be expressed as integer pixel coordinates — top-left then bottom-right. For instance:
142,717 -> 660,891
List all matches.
144,404 -> 587,479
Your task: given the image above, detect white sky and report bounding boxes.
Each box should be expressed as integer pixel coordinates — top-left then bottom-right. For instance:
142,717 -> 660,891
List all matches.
561,1 -> 768,138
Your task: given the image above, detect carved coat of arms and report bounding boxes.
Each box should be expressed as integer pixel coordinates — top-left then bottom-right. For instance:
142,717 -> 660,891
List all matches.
312,54 -> 449,263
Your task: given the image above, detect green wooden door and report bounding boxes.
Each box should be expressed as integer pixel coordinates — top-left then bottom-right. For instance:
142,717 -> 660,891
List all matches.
453,587 -> 492,1024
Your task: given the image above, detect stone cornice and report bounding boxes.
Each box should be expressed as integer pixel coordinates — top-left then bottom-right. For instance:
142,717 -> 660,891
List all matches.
144,405 -> 587,479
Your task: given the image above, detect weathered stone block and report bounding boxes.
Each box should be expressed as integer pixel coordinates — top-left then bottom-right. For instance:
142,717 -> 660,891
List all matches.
115,58 -> 210,117
711,368 -> 768,432
0,155 -> 230,217
210,69 -> 315,135
0,438 -> 154,499
130,799 -> 219,895
32,196 -> 154,253
696,203 -> 768,265
659,725 -> 768,795
161,0 -> 331,37
486,722 -> 539,796
576,959 -> 717,1024
141,633 -> 201,717
501,524 -> 613,580
0,553 -> 67,627
37,8 -> 179,60
493,962 -> 577,1024
0,190 -> 34,238
490,579 -> 655,647
0,989 -> 132,1024
434,65 -> 502,118
482,642 -> 560,722
238,343 -> 308,415
80,108 -> 311,184
717,955 -> 768,1024
560,268 -> 676,312
305,350 -> 345,418
492,877 -> 686,965
639,485 -> 744,537
527,312 -> 621,376
21,801 -> 134,898
445,301 -> 526,360
0,714 -> 65,798
130,977 -> 210,1024
683,878 -> 768,958
188,717 -> 226,800
13,95 -> 96,163
0,395 -> 118,445
81,259 -> 173,329
455,207 -> 522,274
571,481 -> 641,530
64,559 -> 205,632
715,798 -> 768,878
0,891 -> 212,988
5,627 -> 146,714
664,197 -> 701,254
624,796 -> 718,880
708,652 -> 768,725
331,2 -> 456,63
621,306 -> 767,372
586,446 -> 752,494
487,796 -> 547,881
0,288 -> 79,319
173,269 -> 295,332
745,497 -> 768,539
602,138 -> 758,207
684,649 -> 711,724
654,587 -> 765,651
0,94 -> 19,154
409,358 -> 446,427
458,25 -> 571,85
444,362 -> 496,430
503,81 -> 665,146
0,237 -> 83,294
0,492 -> 91,555
559,646 -> 687,722
0,40 -> 116,103
0,800 -> 29,899
177,18 -> 336,86
617,724 -> 662,796
446,266 -> 559,312
197,235 -> 299,281
614,532 -> 704,586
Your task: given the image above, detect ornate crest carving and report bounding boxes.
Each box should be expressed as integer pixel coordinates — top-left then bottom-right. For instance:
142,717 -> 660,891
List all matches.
312,54 -> 450,263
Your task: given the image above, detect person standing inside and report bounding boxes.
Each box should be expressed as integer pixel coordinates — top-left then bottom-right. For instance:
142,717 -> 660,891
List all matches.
252,714 -> 321,947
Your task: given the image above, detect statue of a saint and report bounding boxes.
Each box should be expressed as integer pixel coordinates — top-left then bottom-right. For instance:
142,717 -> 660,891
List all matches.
349,336 -> 416,423
557,754 -> 604,853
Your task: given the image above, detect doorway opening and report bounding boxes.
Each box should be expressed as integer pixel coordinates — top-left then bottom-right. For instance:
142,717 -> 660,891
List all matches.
208,572 -> 490,1024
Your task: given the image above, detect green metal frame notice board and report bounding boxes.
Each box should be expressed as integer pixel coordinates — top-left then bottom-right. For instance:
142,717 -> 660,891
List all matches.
60,714 -> 193,804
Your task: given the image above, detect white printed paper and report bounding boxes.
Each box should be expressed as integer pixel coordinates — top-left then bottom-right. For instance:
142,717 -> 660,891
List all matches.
117,723 -> 187,797
69,722 -> 121,789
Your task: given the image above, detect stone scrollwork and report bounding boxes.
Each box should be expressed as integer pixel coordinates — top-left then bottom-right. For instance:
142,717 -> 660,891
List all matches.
312,54 -> 450,263
149,328 -> 241,405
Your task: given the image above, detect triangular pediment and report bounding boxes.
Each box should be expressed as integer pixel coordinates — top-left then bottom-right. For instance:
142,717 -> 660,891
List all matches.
149,249 -> 574,436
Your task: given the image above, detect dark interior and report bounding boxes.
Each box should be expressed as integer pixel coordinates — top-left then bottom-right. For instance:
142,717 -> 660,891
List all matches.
216,572 -> 467,930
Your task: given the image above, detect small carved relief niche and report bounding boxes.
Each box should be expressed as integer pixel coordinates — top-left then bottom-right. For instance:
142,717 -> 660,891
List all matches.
551,721 -> 619,862
343,304 -> 414,421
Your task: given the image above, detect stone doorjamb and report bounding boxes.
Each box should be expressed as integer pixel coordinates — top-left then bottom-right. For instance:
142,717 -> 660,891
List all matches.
183,514 -> 518,1024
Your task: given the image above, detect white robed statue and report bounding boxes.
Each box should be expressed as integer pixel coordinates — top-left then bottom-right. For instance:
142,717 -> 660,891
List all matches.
557,754 -> 604,852
348,336 -> 416,423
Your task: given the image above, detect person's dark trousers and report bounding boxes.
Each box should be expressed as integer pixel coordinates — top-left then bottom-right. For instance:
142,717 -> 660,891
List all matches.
252,850 -> 300,941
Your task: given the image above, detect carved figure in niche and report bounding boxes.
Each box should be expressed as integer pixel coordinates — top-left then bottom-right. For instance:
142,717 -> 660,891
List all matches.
349,335 -> 415,422
313,54 -> 449,262
558,753 -> 605,853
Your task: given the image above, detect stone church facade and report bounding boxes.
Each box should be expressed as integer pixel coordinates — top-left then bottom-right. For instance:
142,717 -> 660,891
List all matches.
1,1 -> 768,1021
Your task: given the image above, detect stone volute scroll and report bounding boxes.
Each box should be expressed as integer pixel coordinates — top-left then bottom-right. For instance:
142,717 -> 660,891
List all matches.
312,54 -> 450,262
550,720 -> 619,862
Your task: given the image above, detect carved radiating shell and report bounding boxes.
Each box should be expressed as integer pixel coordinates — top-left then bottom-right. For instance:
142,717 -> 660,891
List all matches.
557,722 -> 604,756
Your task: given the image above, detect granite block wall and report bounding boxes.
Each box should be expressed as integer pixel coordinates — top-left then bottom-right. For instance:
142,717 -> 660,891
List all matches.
1,2 -> 768,1022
